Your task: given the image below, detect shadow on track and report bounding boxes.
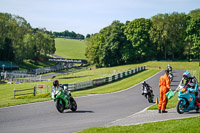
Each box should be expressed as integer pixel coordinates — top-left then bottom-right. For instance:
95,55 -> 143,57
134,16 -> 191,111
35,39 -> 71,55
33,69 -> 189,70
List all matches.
65,110 -> 94,113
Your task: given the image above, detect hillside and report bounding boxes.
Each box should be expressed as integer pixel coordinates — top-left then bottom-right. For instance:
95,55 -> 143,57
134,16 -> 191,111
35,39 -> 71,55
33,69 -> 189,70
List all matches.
55,38 -> 86,59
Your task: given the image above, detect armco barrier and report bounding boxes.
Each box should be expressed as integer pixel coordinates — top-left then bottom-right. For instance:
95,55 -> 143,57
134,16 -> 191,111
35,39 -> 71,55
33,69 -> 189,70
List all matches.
75,80 -> 93,90
64,66 -> 146,91
68,83 -> 76,91
120,73 -> 123,78
115,74 -> 118,80
108,76 -> 112,82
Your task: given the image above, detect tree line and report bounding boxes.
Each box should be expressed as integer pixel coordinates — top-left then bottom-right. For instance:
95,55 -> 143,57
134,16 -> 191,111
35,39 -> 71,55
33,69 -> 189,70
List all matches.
85,9 -> 200,67
0,12 -> 56,64
53,30 -> 85,39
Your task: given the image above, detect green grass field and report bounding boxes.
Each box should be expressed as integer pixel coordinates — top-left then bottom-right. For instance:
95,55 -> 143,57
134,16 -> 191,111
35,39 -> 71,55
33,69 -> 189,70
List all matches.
18,59 -> 57,70
54,38 -> 86,59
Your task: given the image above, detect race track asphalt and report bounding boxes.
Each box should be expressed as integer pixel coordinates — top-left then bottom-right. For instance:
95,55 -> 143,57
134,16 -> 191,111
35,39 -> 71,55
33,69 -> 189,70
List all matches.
0,70 -> 185,133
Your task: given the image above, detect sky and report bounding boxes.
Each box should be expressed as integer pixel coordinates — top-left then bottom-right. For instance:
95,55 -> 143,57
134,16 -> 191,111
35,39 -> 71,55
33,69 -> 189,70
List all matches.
0,0 -> 200,36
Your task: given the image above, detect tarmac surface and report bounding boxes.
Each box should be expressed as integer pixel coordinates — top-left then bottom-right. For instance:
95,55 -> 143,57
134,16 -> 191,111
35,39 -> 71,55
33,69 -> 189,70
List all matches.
107,108 -> 200,127
1,70 -> 200,133
107,68 -> 200,127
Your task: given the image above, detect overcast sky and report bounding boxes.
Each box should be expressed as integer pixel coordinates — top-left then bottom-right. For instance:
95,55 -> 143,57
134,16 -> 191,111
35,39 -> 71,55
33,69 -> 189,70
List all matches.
0,0 -> 199,36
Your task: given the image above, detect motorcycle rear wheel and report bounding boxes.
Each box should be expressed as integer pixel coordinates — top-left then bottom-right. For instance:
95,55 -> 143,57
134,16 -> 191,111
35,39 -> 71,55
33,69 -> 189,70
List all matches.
70,98 -> 77,112
169,73 -> 173,81
177,100 -> 186,114
147,94 -> 153,103
56,99 -> 65,113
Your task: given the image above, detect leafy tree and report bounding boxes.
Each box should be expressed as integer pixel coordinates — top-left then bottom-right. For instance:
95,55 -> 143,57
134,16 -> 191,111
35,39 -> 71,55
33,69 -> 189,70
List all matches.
124,18 -> 152,61
85,9 -> 200,66
85,33 -> 102,65
150,14 -> 170,60
86,34 -> 91,39
0,13 -> 11,60
86,21 -> 128,67
53,30 -> 85,39
22,32 -> 35,59
185,18 -> 200,60
167,12 -> 188,59
188,8 -> 200,19
0,12 -> 56,63
98,21 -> 126,67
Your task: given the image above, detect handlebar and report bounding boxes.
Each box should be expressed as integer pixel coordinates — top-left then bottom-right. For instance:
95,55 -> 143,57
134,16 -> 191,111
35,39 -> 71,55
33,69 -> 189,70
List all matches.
189,90 -> 196,94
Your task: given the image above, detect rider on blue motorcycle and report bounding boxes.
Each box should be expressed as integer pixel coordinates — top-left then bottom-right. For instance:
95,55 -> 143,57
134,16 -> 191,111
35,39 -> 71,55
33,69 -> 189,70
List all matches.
183,72 -> 197,86
182,72 -> 200,106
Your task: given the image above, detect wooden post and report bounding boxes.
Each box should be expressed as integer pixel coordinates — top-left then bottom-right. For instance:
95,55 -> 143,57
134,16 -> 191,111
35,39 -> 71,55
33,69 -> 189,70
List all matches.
33,86 -> 36,96
14,88 -> 15,99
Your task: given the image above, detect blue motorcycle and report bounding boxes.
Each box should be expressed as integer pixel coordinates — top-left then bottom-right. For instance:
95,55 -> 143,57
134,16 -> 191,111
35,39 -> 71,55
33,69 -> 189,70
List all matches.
177,83 -> 200,114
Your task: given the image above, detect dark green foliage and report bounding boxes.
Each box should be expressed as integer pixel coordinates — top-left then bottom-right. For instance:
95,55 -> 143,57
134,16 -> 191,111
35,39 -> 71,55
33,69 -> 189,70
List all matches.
53,30 -> 85,39
86,9 -> 200,67
185,18 -> 200,60
188,8 -> 200,19
150,13 -> 188,60
0,12 -> 56,63
86,34 -> 91,39
86,21 -> 128,67
124,18 -> 153,61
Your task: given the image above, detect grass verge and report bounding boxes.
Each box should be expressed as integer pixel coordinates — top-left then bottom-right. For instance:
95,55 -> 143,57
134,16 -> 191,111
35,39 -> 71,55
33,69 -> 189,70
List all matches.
78,116 -> 200,133
148,93 -> 178,110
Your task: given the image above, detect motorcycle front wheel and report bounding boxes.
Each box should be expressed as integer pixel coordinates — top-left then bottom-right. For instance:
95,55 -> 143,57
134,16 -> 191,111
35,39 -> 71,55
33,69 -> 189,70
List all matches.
147,94 -> 153,103
177,100 -> 186,114
56,99 -> 65,113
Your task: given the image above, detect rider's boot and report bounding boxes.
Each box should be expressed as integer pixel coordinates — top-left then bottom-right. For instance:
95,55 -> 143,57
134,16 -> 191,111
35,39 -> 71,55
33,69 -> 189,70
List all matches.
162,110 -> 168,113
158,109 -> 161,113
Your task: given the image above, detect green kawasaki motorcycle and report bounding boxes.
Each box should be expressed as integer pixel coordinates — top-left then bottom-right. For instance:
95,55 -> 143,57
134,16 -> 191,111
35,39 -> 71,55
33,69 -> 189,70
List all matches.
51,85 -> 77,113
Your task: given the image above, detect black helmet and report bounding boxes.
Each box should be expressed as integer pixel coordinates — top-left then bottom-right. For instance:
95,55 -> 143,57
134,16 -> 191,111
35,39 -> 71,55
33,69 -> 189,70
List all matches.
53,80 -> 59,87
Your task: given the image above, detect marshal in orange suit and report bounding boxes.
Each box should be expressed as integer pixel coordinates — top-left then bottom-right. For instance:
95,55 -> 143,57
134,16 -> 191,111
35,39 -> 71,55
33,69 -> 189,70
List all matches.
158,70 -> 171,113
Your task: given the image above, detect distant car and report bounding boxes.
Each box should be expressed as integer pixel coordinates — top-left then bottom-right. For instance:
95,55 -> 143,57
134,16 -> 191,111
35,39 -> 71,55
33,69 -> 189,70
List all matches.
7,82 -> 13,84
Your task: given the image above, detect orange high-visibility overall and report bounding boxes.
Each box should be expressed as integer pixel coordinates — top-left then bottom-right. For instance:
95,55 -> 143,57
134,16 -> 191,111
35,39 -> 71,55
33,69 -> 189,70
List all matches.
158,73 -> 171,111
